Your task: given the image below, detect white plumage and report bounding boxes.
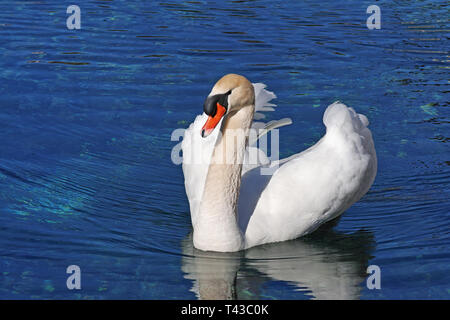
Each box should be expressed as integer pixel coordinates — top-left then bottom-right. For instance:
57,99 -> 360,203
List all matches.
182,77 -> 377,252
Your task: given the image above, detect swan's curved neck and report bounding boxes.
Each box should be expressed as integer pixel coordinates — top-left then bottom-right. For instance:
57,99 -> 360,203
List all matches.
193,104 -> 254,252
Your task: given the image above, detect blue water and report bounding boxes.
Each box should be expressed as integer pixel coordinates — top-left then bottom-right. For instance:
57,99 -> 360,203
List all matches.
0,0 -> 448,299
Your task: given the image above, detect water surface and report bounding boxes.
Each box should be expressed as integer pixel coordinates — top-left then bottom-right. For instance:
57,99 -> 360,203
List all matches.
0,0 -> 449,299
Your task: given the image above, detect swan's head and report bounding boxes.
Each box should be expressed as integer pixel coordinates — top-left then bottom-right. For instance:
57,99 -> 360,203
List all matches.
201,74 -> 255,138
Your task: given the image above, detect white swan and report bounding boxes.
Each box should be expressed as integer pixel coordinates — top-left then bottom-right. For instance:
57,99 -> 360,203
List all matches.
182,74 -> 377,252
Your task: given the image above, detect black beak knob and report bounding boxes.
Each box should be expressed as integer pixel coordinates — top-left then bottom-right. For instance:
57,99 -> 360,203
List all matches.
203,91 -> 231,117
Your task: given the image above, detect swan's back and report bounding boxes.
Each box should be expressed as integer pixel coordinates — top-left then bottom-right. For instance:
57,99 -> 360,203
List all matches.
240,102 -> 377,249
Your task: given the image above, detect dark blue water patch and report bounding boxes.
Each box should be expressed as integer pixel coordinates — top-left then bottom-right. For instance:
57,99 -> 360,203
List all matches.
0,0 -> 449,299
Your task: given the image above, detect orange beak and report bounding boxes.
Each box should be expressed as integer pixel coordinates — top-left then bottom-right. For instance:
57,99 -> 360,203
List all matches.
201,103 -> 227,138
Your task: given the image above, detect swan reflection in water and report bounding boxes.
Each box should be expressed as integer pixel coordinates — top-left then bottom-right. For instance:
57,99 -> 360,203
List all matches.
181,220 -> 374,300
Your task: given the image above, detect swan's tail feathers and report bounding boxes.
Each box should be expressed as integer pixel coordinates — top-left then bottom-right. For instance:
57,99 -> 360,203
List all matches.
249,118 -> 292,146
323,101 -> 370,133
253,83 -> 277,120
